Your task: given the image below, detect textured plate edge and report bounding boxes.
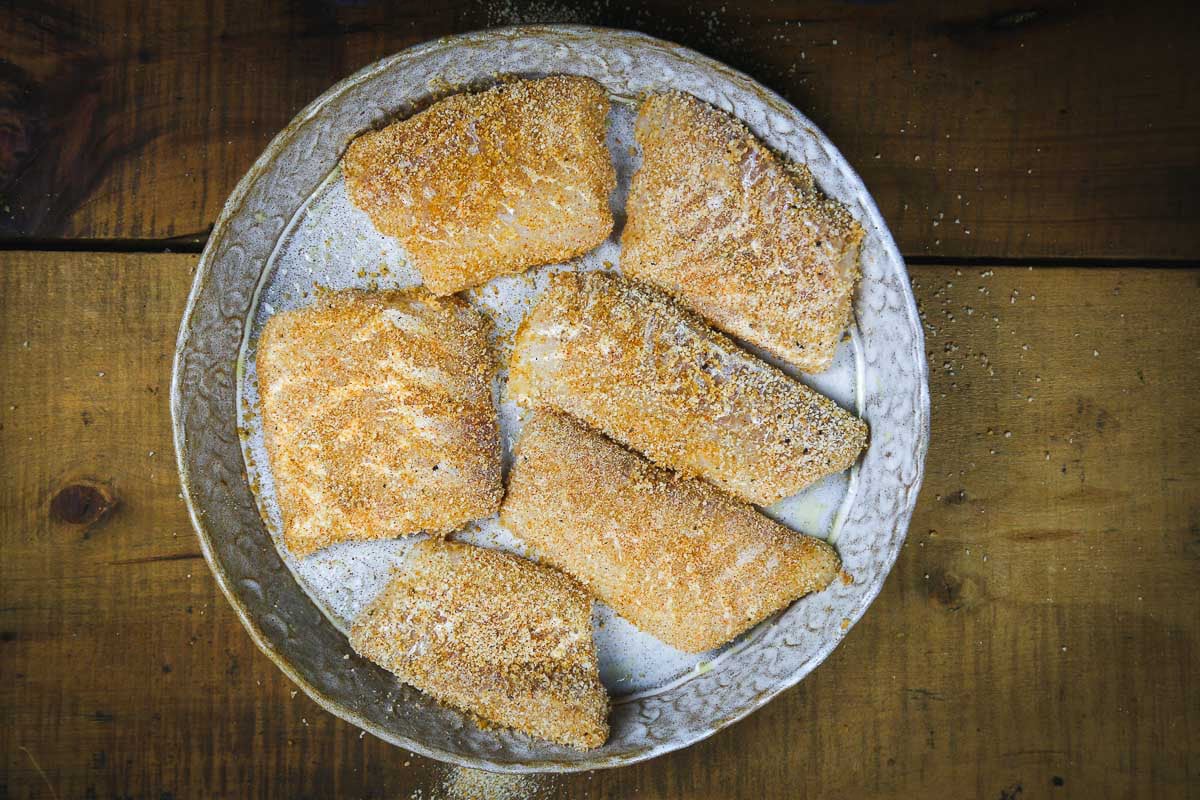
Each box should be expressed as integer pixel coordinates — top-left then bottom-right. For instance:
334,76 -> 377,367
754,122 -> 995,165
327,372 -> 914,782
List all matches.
170,23 -> 931,774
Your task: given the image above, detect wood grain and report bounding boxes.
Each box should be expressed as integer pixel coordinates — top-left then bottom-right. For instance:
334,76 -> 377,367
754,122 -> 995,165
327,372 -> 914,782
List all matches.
1,251 -> 1196,798
1,1 -> 1198,260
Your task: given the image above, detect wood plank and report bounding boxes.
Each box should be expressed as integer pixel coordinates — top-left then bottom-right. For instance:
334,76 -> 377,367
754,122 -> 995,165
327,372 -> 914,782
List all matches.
1,1 -> 1198,260
1,252 -> 1197,798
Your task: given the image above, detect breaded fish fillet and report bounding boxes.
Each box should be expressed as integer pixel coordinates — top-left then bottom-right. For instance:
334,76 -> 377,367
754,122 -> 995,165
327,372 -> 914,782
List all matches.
256,290 -> 502,557
621,92 -> 865,373
501,411 -> 841,653
507,271 -> 867,506
343,76 -> 616,295
350,539 -> 609,750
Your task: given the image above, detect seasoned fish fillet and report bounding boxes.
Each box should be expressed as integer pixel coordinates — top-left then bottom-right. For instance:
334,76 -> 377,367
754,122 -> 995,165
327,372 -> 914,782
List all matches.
350,540 -> 609,750
501,411 -> 841,653
621,92 -> 865,373
256,290 -> 502,557
343,76 -> 616,295
507,271 -> 867,506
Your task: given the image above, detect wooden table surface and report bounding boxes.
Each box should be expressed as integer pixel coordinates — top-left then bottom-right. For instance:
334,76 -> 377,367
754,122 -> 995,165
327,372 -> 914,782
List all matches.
1,2 -> 1197,798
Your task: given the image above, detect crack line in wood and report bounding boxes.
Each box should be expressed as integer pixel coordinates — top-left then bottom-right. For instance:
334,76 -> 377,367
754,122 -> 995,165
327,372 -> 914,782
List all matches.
108,552 -> 205,566
0,239 -> 1197,268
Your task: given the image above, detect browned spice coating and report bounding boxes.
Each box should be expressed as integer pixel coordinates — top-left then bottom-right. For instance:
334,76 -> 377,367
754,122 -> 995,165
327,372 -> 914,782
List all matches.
501,410 -> 841,653
343,76 -> 616,295
507,271 -> 868,506
350,540 -> 609,749
621,92 -> 864,373
256,289 -> 502,556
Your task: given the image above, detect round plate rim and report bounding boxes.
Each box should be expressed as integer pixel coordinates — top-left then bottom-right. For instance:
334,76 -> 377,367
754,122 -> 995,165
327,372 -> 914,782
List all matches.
171,23 -> 930,773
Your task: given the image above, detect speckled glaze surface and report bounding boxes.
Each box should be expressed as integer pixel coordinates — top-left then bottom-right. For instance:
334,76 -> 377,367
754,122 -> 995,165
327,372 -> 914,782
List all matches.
171,26 -> 929,772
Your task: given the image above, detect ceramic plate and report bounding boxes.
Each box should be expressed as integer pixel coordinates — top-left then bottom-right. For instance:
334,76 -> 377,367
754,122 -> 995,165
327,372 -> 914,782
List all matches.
171,25 -> 929,772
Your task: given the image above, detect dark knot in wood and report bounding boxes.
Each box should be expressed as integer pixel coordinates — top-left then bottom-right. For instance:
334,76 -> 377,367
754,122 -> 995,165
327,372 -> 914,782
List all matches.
50,481 -> 117,526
